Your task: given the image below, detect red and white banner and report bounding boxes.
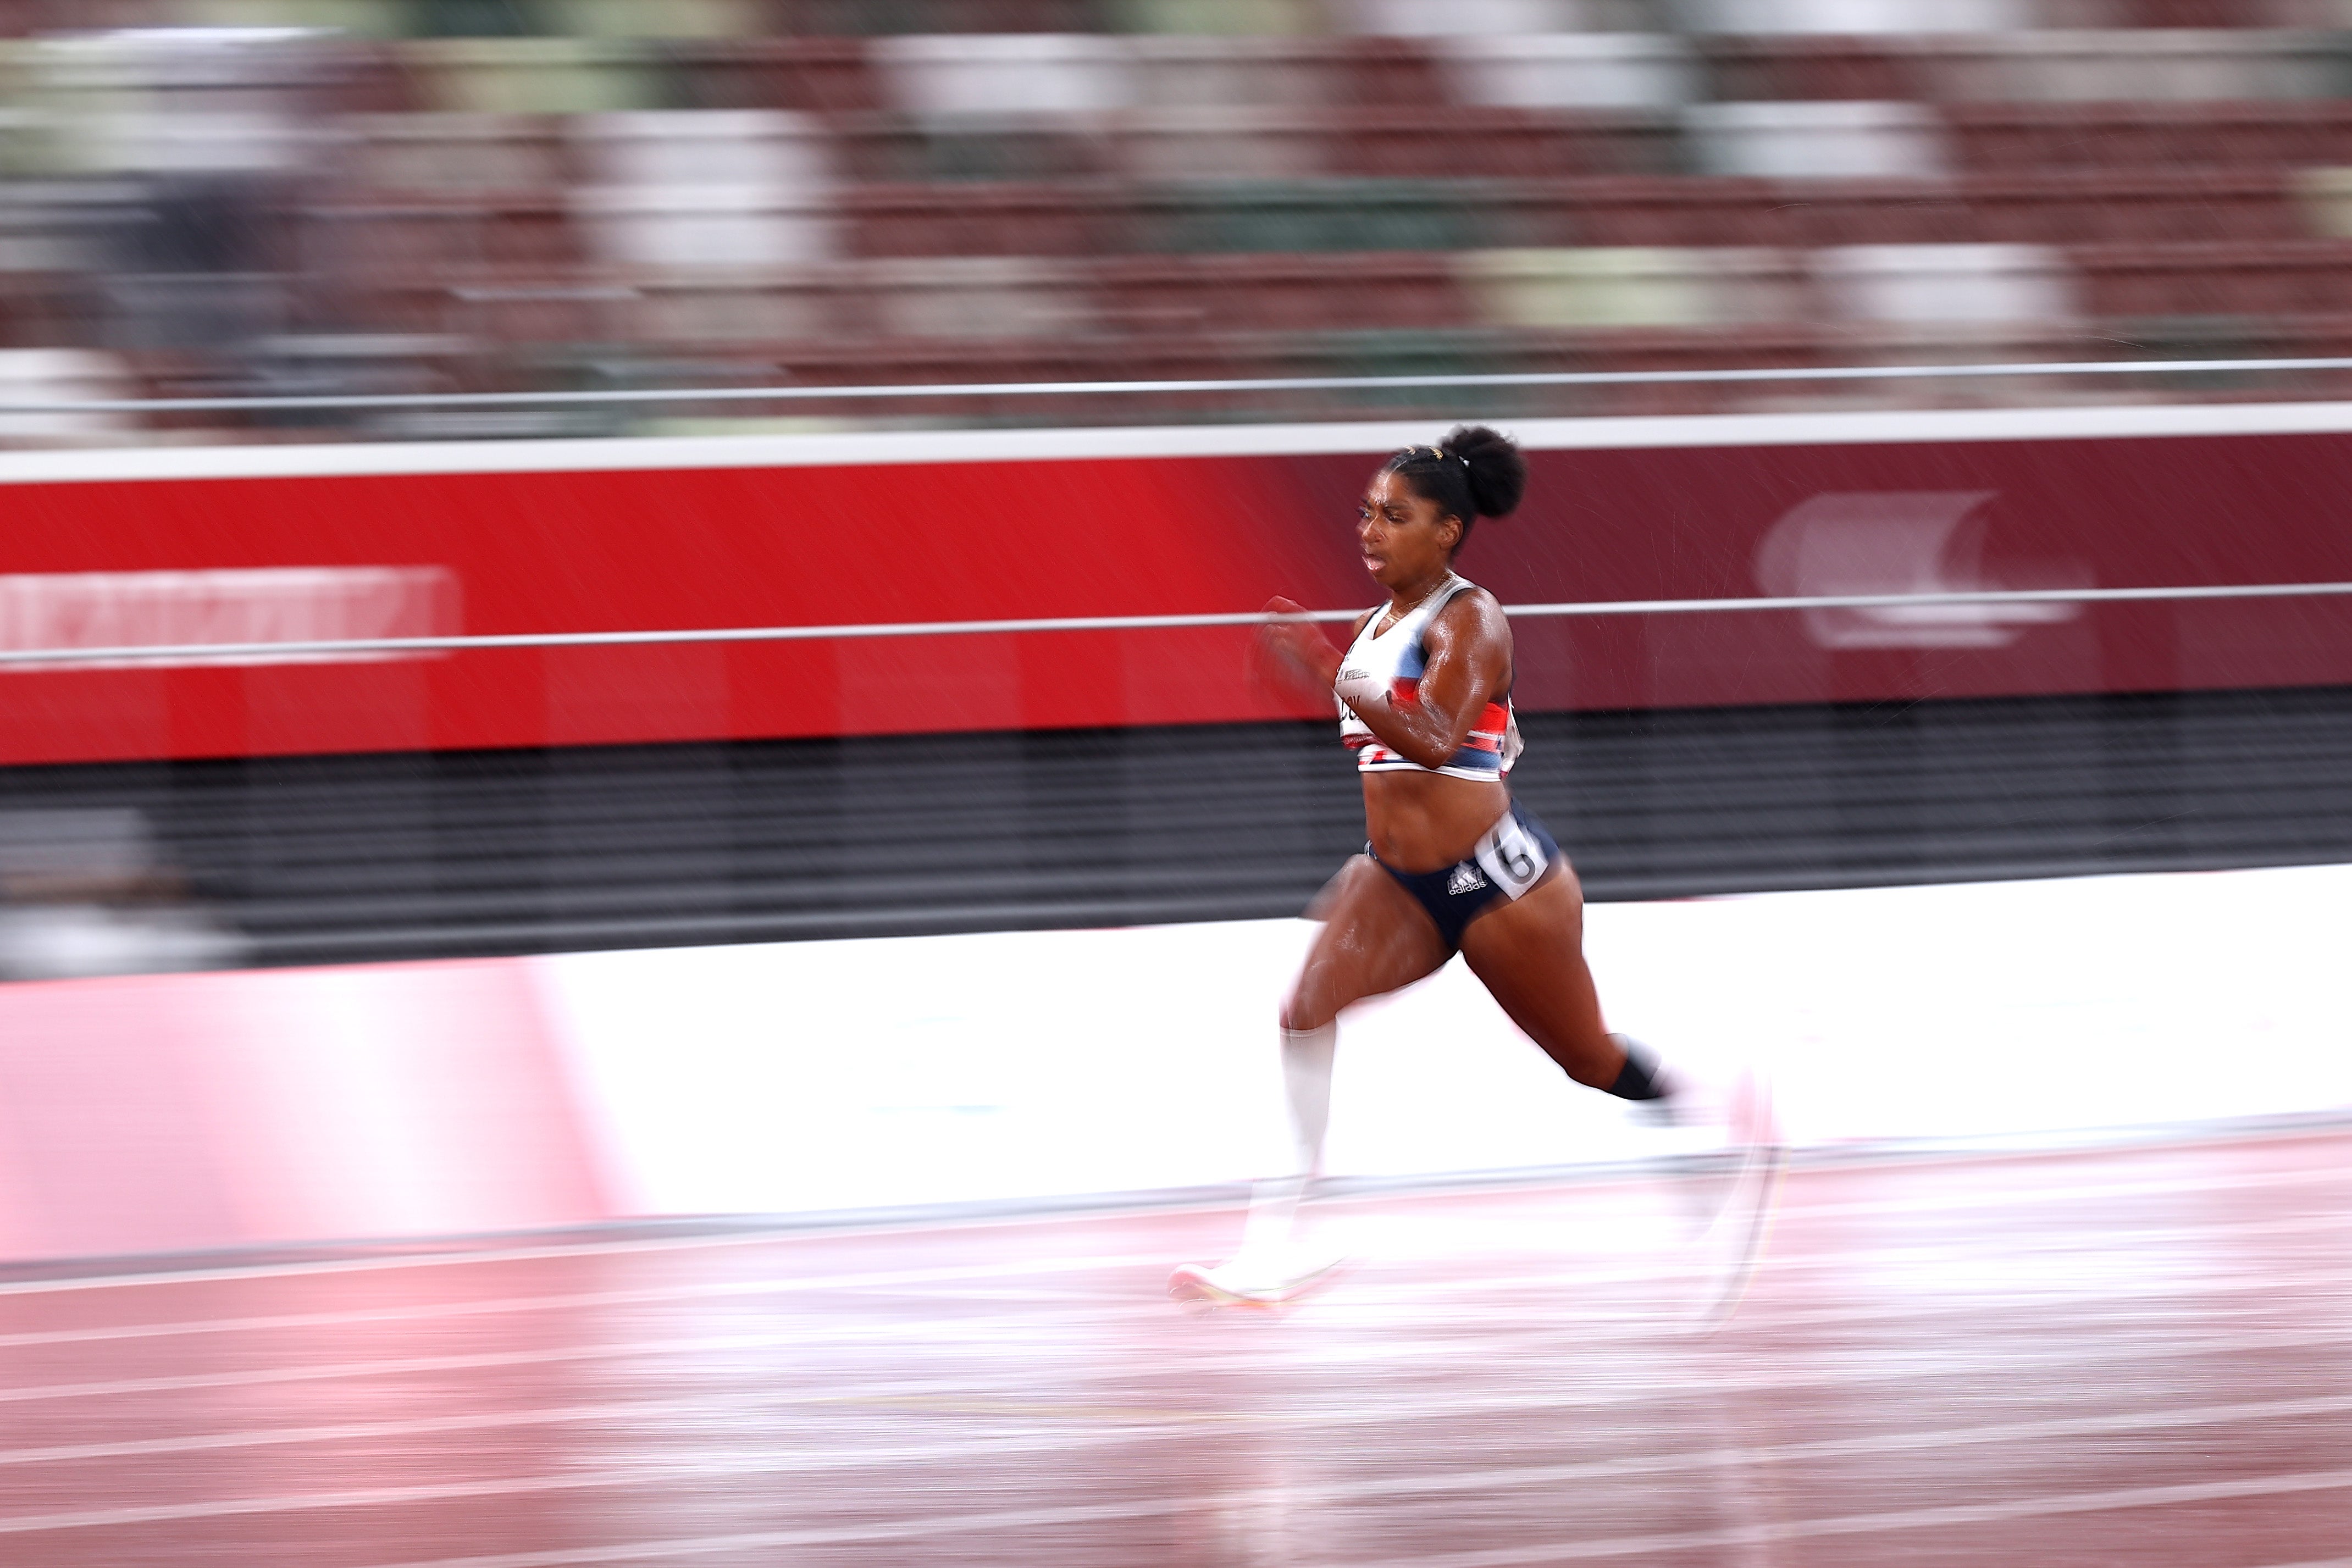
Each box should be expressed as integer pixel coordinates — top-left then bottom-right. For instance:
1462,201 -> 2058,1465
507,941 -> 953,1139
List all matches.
3,401 -> 2352,764
0,566 -> 456,669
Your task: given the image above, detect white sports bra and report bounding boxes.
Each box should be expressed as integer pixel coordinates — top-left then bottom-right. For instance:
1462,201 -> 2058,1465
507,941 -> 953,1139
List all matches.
1334,573 -> 1521,781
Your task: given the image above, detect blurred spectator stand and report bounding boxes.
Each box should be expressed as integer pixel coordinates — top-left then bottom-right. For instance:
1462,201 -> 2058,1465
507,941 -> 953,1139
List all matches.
0,7 -> 2345,433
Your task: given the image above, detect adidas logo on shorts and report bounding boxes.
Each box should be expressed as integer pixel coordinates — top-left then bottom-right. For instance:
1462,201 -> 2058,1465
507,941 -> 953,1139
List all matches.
1448,863 -> 1487,896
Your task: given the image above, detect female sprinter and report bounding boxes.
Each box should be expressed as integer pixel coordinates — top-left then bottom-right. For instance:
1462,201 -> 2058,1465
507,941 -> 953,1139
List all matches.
1169,426 -> 1761,1309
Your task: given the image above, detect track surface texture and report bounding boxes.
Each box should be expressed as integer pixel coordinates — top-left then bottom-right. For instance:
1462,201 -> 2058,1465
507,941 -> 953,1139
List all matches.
2,1126 -> 2348,1567
5,684 -> 2352,965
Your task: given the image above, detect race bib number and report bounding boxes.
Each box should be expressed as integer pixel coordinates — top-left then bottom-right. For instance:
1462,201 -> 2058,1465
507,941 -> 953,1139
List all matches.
1473,813 -> 1548,900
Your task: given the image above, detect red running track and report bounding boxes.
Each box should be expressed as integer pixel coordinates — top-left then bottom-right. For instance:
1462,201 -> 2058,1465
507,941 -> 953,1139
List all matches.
1,1127 -> 2348,1567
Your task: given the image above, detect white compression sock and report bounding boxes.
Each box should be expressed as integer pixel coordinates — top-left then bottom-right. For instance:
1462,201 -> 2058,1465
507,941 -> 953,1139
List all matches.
1281,1021 -> 1337,1176
1241,1022 -> 1337,1259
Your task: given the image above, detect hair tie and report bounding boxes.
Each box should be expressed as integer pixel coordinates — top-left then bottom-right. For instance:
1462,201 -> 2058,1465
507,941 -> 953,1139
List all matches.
1398,444 -> 1470,472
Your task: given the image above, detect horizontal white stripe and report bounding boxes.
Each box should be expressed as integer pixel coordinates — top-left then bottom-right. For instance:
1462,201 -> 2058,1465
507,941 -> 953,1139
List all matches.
336,1465 -> 2349,1567
4,1260 -> 2352,1486
10,1366 -> 2352,1542
8,357 -> 2352,425
10,1340 -> 2349,1478
148,1458 -> 2352,1566
7,398 -> 2352,486
5,1209 -> 2343,1401
5,1203 -> 2342,1365
1351,1469 -> 2352,1568
2,579 -> 2342,667
2,1127 -> 2339,1305
8,1284 -> 2350,1440
0,1193 -> 1253,1300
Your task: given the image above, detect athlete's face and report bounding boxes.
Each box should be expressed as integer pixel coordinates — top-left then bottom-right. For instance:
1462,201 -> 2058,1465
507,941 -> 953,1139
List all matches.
1356,469 -> 1461,592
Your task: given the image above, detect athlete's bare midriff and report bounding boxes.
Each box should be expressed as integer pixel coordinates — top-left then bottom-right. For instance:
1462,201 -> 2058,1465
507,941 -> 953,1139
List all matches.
1362,769 -> 1511,873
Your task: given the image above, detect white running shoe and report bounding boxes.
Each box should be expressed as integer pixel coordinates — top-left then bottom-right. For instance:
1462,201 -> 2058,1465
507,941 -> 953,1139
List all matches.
1641,1065 -> 1777,1223
1681,1070 -> 1786,1330
1167,1249 -> 1347,1310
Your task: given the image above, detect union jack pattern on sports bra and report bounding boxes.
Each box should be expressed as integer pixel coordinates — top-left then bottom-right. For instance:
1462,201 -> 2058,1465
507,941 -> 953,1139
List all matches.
1335,573 -> 1521,781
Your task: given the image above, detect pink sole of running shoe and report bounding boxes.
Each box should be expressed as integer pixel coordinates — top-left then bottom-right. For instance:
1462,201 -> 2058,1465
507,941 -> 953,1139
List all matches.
1167,1257 -> 1347,1311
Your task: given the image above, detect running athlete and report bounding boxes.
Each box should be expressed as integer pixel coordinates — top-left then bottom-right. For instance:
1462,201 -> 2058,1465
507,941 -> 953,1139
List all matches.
1171,427 -> 1763,1309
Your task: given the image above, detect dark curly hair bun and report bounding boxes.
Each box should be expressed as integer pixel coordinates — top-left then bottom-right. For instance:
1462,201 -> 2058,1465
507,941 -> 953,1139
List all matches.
1440,425 -> 1527,522
1380,425 -> 1528,556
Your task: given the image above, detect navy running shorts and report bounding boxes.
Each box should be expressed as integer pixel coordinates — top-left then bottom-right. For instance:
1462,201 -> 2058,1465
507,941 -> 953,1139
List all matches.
1368,801 -> 1562,952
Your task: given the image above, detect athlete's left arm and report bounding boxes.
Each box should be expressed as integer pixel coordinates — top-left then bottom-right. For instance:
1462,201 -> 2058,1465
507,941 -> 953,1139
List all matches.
1341,591 -> 1512,770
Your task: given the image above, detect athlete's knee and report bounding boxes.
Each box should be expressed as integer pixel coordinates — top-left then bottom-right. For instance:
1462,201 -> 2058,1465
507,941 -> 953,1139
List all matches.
1279,991 -> 1337,1034
1280,966 -> 1347,1031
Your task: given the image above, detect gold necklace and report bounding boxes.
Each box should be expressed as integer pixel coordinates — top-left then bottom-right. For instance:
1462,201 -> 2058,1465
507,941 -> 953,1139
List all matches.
1375,572 -> 1454,637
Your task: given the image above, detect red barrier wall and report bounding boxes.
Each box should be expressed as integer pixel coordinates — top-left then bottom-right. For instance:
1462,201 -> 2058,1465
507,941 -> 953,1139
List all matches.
4,405 -> 2351,765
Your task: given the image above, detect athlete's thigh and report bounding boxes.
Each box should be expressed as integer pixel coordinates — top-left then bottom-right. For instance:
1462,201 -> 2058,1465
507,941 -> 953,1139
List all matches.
1456,866 -> 1617,1087
1284,855 -> 1451,1032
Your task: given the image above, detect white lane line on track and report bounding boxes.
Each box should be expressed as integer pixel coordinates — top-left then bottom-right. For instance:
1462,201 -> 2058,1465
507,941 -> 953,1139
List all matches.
0,1298 -> 2342,1476
0,1232 -> 2240,1353
13,1237 -> 1373,1306
1355,1205 -> 2352,1294
5,1163 -> 2346,1353
7,1255 -> 2352,1414
13,1386 -> 2352,1542
1346,1470 -> 2352,1568
2,1142 -> 2342,1302
0,1223 -> 1199,1301
325,1465 -> 2352,1567
7,1217 -> 2343,1408
1344,1271 -> 2352,1338
0,1398 -> 739,1469
1480,1156 -> 2352,1230
0,1253 -> 1184,1349
9,1316 -> 2352,1507
0,1297 -> 2334,1411
8,1370 -> 2352,1493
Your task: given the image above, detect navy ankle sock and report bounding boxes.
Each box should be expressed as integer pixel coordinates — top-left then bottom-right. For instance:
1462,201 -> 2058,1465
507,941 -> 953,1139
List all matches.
1606,1035 -> 1666,1101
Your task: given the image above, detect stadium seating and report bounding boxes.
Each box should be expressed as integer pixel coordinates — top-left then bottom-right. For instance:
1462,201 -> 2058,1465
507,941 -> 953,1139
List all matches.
1948,101 -> 2352,171
1435,34 -> 1698,110
0,347 -> 137,444
1684,100 -> 1951,179
1817,242 -> 2076,326
571,109 -> 840,268
349,113 -> 571,191
1457,247 -> 1806,330
8,5 -> 2352,422
407,37 -> 668,115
